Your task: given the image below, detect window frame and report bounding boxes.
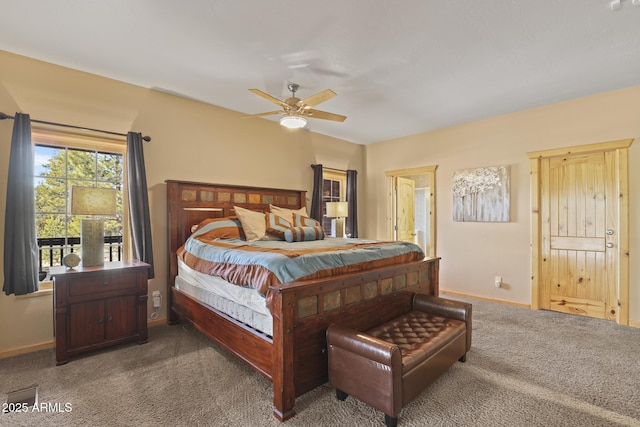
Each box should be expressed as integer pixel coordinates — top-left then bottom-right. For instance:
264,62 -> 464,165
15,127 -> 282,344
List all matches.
31,128 -> 130,289
322,169 -> 347,236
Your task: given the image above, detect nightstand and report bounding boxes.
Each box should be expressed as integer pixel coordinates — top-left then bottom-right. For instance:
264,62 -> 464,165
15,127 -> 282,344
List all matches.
50,260 -> 149,365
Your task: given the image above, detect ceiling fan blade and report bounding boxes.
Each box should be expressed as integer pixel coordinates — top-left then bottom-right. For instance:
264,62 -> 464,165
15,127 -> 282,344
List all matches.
249,89 -> 288,108
300,89 -> 336,108
241,110 -> 283,118
304,109 -> 347,122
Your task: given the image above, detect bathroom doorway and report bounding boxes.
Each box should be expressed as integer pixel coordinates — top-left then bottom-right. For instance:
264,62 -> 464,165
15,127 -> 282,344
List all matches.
385,166 -> 437,258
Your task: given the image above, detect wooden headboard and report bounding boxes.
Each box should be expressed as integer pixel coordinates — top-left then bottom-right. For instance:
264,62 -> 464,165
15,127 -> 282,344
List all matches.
166,180 -> 307,286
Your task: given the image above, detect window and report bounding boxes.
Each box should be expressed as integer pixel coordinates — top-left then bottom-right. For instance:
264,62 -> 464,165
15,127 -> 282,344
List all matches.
33,130 -> 126,279
322,170 -> 346,235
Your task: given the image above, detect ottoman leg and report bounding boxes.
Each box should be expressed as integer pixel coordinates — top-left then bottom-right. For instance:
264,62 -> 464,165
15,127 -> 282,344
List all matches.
385,414 -> 398,427
336,389 -> 349,401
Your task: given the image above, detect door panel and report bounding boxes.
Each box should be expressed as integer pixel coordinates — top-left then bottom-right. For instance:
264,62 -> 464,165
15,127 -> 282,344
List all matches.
540,152 -> 617,320
69,300 -> 105,349
105,296 -> 137,340
396,177 -> 415,244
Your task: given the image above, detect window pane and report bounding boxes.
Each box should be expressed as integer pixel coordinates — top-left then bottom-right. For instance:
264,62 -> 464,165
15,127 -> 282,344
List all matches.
104,218 -> 122,237
332,181 -> 340,198
98,152 -> 123,182
36,213 -> 68,239
67,148 -> 96,180
323,179 -> 331,199
67,215 -> 81,239
35,145 -> 65,178
35,178 -> 67,213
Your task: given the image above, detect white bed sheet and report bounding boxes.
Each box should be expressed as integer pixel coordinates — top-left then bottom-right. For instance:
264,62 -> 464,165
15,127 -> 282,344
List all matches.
175,258 -> 273,336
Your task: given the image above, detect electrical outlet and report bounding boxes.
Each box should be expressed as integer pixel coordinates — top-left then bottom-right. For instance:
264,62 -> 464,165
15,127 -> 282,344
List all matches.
494,276 -> 502,288
152,291 -> 161,308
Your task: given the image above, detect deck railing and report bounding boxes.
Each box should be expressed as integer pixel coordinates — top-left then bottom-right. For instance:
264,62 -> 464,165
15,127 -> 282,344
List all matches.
37,235 -> 123,272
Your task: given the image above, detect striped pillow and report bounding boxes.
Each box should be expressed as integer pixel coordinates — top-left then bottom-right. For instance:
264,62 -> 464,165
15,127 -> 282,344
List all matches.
265,213 -> 292,240
284,226 -> 325,243
191,217 -> 244,240
269,204 -> 308,223
292,213 -> 322,228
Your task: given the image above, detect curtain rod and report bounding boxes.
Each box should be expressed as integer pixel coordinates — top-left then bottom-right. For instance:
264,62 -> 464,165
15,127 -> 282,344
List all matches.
0,112 -> 151,141
311,164 -> 346,173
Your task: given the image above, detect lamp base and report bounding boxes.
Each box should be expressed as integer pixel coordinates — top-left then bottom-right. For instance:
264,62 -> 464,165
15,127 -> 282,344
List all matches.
81,219 -> 104,267
331,217 -> 346,238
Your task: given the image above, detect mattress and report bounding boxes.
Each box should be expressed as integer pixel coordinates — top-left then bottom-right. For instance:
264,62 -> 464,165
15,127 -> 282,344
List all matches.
175,258 -> 273,336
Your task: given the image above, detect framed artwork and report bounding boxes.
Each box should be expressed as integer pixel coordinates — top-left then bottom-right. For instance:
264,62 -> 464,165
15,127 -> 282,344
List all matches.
453,165 -> 510,222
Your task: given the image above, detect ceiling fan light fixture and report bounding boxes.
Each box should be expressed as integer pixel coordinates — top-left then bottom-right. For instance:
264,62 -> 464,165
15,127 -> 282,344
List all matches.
280,115 -> 307,129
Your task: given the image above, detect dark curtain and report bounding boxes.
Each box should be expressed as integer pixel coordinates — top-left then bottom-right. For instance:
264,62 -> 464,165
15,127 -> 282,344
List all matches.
3,113 -> 38,295
126,132 -> 155,279
310,164 -> 324,222
346,169 -> 358,238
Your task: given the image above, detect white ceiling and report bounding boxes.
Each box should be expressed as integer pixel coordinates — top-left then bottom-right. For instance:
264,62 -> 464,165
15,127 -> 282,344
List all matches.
1,1 -> 640,145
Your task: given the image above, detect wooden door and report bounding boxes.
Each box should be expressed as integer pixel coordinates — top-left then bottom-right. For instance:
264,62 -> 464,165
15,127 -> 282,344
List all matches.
540,152 -> 617,320
395,177 -> 416,244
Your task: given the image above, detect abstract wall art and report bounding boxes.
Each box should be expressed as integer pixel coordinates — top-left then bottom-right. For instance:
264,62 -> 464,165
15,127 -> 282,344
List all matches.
453,165 -> 510,222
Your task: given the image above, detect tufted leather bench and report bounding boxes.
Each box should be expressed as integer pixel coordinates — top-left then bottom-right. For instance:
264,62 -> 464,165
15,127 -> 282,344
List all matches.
326,294 -> 472,427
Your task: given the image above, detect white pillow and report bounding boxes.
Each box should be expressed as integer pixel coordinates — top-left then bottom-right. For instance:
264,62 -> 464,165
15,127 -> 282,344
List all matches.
233,206 -> 266,242
269,204 -> 308,223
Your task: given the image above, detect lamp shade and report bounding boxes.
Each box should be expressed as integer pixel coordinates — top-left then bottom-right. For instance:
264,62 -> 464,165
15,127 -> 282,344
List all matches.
326,201 -> 349,218
280,115 -> 307,129
71,186 -> 117,216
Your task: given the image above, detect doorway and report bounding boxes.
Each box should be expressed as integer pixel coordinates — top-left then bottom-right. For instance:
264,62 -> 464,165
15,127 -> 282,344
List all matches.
528,139 -> 632,325
385,166 -> 437,258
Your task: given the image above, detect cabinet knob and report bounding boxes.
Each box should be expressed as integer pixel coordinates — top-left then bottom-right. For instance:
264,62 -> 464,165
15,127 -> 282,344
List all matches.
102,282 -> 109,286
107,315 -> 113,322
97,318 -> 103,324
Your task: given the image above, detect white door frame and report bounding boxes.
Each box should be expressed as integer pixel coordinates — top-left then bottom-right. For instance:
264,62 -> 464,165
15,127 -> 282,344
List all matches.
385,165 -> 437,258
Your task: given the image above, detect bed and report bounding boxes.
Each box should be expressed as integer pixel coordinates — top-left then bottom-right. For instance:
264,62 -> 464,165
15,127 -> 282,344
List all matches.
166,180 -> 440,421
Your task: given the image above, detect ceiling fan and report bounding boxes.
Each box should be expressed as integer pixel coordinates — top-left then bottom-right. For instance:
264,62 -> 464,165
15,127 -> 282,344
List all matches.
244,83 -> 346,129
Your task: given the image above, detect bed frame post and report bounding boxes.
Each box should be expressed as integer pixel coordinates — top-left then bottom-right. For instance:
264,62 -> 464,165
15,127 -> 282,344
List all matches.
429,257 -> 440,295
271,289 -> 296,421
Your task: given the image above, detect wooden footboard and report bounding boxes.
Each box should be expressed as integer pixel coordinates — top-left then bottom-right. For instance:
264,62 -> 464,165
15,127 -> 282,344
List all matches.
269,257 -> 437,420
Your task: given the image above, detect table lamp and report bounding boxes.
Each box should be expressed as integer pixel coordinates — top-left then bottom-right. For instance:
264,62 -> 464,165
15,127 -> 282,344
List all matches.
326,201 -> 349,238
71,186 -> 117,267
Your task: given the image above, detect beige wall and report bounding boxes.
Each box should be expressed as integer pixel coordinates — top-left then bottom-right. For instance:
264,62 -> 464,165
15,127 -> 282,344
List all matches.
2,48 -> 638,356
0,50 -> 364,354
365,86 -> 640,322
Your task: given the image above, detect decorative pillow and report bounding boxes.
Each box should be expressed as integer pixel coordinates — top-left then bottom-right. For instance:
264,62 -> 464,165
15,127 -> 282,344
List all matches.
269,204 -> 308,223
284,226 -> 325,243
292,212 -> 322,228
233,206 -> 266,242
265,213 -> 292,240
191,217 -> 244,240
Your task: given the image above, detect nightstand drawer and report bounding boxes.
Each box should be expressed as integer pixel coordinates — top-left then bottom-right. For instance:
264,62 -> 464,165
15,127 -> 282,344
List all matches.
68,271 -> 138,296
